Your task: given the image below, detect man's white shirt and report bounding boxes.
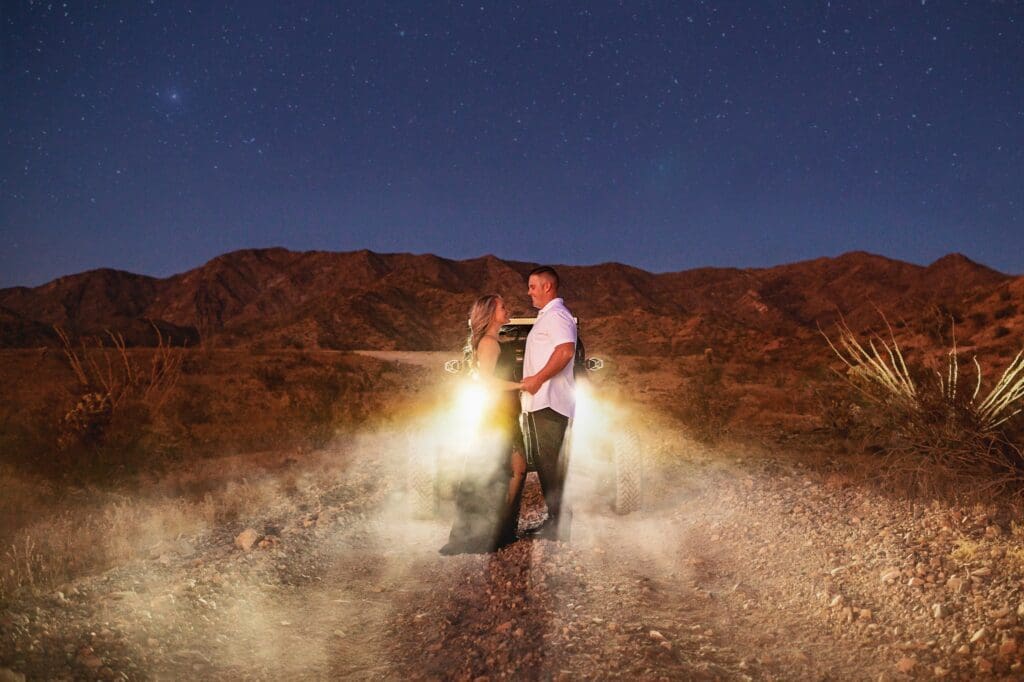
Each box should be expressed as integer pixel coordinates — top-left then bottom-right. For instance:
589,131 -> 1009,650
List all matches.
521,297 -> 577,418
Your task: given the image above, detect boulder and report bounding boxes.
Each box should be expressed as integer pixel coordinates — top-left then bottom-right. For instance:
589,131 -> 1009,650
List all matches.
234,528 -> 260,551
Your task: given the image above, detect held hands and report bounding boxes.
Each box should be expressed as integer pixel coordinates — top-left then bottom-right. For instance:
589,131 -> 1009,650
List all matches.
521,374 -> 543,395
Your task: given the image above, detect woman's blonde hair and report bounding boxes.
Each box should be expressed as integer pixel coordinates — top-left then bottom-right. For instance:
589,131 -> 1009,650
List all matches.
466,294 -> 503,358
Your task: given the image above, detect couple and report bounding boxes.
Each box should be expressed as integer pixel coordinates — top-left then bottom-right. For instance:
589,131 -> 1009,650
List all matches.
440,266 -> 577,555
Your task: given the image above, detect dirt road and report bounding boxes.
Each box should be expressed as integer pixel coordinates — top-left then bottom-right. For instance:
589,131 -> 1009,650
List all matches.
3,422 -> 1024,680
354,350 -> 456,368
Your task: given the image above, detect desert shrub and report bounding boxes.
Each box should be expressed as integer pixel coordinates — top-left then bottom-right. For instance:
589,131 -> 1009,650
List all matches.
811,384 -> 865,442
995,305 -> 1017,320
172,383 -> 215,428
180,350 -> 213,375
95,398 -> 175,472
729,357 -> 762,384
254,363 -> 286,392
821,316 -> 1024,500
632,357 -> 659,373
55,327 -> 182,410
57,392 -> 112,449
995,326 -> 1012,339
678,352 -> 738,444
51,326 -> 184,478
922,304 -> 964,344
969,312 -> 988,327
0,398 -> 61,472
275,364 -> 353,449
1000,289 -> 1013,302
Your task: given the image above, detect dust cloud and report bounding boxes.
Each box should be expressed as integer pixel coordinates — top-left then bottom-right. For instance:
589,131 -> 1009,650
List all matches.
4,388 -> 749,679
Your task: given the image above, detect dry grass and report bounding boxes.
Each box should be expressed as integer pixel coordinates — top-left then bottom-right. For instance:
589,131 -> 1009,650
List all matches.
675,350 -> 739,444
0,450 -> 343,601
0,461 -> 207,599
0,346 -> 431,601
2,493 -> 205,598
950,537 -> 985,564
0,347 -> 418,481
1004,546 -> 1024,575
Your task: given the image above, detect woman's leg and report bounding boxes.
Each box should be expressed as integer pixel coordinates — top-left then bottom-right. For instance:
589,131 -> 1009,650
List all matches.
496,449 -> 527,546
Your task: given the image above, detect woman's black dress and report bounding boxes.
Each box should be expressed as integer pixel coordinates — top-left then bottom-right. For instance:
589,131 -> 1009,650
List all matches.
440,343 -> 523,554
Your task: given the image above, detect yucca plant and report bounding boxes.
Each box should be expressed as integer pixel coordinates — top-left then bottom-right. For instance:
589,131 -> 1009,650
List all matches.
820,314 -> 1024,499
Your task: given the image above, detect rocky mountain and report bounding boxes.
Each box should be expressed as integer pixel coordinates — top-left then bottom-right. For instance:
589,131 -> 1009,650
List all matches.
1,249 -> 1020,365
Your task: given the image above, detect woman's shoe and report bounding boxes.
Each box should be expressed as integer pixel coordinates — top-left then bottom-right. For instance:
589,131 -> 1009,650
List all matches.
439,541 -> 462,555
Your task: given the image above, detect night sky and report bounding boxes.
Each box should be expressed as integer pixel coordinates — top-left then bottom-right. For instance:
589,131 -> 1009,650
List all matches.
2,2 -> 1023,288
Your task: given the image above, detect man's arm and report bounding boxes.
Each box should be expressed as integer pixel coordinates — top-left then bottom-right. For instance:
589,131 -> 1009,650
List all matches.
522,342 -> 575,395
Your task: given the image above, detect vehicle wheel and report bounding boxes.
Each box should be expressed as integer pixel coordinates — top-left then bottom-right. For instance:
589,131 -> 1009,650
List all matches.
613,428 -> 642,514
407,432 -> 439,518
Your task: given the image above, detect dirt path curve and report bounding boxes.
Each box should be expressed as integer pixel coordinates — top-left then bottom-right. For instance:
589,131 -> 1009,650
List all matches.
354,350 -> 455,369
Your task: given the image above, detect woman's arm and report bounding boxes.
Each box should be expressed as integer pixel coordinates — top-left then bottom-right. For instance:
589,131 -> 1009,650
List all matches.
476,337 -> 522,391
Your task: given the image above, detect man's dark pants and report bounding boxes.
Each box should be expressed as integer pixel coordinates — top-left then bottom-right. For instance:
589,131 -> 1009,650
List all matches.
524,407 -> 571,540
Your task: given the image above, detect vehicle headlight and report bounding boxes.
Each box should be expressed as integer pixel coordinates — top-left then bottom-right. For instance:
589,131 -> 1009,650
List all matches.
575,381 -> 592,415
455,379 -> 489,424
577,378 -> 593,405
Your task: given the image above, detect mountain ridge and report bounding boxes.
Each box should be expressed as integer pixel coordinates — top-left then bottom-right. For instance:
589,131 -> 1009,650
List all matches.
1,249 -> 1019,360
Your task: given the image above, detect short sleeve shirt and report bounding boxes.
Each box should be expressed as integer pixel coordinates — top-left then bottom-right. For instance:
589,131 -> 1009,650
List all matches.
521,298 -> 577,418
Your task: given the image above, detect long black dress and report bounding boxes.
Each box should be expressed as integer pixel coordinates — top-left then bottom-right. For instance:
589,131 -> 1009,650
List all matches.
440,342 -> 523,554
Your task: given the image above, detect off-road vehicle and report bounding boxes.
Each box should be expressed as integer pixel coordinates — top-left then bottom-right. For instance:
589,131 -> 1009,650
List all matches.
407,317 -> 642,518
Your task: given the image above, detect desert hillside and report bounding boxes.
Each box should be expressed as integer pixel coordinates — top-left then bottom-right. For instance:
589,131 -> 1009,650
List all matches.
1,249 -> 1020,365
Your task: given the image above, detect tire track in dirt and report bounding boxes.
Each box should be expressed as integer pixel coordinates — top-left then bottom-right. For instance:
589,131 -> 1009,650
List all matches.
381,476 -> 752,680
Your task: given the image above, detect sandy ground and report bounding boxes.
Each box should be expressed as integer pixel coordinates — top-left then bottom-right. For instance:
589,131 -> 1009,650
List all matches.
4,354 -> 1024,680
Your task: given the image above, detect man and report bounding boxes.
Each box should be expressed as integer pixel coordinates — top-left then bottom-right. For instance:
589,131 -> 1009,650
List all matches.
520,265 -> 577,542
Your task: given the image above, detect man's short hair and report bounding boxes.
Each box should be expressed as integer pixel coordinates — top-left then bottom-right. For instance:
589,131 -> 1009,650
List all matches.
528,265 -> 560,291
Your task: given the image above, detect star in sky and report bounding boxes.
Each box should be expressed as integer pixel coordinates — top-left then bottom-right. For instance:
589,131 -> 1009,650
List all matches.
0,2 -> 1022,287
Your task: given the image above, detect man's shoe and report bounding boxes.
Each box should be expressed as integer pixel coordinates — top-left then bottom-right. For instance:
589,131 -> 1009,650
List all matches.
525,519 -> 569,542
523,518 -> 554,537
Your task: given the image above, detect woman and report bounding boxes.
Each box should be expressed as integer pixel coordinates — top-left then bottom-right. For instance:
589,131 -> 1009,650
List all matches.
440,294 -> 527,555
